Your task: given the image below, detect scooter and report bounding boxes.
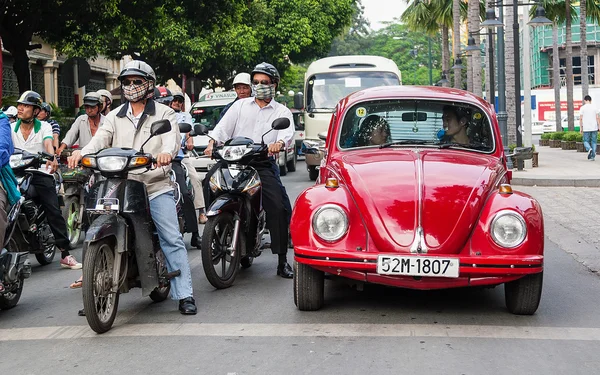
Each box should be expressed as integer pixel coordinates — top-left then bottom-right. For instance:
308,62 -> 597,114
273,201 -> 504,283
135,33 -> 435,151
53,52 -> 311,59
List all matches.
0,196 -> 32,310
9,149 -> 61,265
80,119 -> 176,333
198,117 -> 290,289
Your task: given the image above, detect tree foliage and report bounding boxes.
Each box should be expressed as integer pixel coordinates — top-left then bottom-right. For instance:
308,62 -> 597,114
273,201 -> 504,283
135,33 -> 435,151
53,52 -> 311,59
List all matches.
1,0 -> 354,92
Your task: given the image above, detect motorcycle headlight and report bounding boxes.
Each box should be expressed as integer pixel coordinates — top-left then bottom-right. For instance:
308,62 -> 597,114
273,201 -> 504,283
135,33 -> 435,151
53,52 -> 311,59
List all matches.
209,169 -> 224,193
9,154 -> 32,169
312,204 -> 348,242
218,145 -> 252,162
97,156 -> 128,172
490,210 -> 527,248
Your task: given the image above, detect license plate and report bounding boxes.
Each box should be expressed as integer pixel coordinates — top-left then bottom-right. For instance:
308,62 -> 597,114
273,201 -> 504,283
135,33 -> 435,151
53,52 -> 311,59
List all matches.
377,255 -> 459,278
93,198 -> 119,212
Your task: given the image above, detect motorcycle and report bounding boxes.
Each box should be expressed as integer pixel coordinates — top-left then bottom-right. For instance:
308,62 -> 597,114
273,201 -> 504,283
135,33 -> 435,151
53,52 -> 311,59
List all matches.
8,149 -> 61,265
80,119 -> 176,333
0,196 -> 32,310
199,117 -> 290,289
170,123 -> 194,234
60,149 -> 95,248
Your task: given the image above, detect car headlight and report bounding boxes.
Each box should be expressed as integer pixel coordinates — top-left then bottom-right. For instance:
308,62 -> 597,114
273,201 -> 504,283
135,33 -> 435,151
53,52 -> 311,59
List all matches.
218,145 -> 252,162
96,156 -> 128,172
312,204 -> 348,242
9,154 -> 32,169
490,210 -> 527,248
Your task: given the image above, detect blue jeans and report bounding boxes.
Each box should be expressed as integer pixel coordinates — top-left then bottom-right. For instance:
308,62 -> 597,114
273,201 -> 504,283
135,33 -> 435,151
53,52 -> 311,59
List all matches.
149,191 -> 194,300
583,131 -> 598,159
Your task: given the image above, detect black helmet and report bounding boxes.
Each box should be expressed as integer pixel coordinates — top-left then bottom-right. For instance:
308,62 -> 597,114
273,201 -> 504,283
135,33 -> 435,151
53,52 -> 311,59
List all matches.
154,87 -> 173,105
40,102 -> 52,116
251,62 -> 280,85
118,60 -> 156,82
83,92 -> 102,107
17,91 -> 43,109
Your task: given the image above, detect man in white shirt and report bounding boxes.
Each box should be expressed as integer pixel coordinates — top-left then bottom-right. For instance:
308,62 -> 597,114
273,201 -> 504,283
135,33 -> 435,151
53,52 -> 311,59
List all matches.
204,62 -> 295,278
56,92 -> 105,155
12,91 -> 81,269
579,95 -> 600,161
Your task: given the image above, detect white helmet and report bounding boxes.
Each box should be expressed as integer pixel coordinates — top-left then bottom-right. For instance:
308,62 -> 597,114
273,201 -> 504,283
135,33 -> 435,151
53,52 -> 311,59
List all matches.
118,60 -> 156,82
4,106 -> 17,118
232,72 -> 251,86
96,89 -> 112,103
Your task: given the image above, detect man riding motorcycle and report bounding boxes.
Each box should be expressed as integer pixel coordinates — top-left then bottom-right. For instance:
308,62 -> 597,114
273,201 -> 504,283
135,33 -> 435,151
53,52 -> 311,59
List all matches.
56,92 -> 105,155
37,102 -> 60,151
0,111 -> 18,292
12,90 -> 81,269
97,89 -> 113,117
68,60 -> 197,315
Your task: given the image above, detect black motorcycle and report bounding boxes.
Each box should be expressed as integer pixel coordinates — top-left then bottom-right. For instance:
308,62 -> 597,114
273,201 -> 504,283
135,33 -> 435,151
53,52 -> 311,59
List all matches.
9,149 -> 61,265
199,117 -> 290,289
80,119 -> 176,333
0,196 -> 32,310
170,123 -> 194,234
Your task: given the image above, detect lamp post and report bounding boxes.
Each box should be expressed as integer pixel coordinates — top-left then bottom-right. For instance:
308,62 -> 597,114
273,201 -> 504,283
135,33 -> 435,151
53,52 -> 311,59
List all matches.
466,32 -> 495,106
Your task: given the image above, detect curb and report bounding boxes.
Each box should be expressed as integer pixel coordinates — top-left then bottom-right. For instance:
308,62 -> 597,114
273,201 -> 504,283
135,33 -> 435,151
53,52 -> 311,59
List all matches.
511,177 -> 600,187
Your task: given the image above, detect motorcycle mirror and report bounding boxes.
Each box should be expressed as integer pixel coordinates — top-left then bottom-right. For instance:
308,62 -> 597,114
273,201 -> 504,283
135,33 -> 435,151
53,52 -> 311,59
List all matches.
151,120 -> 172,136
191,124 -> 209,136
293,92 -> 304,110
318,132 -> 327,141
271,117 -> 290,130
178,122 -> 192,133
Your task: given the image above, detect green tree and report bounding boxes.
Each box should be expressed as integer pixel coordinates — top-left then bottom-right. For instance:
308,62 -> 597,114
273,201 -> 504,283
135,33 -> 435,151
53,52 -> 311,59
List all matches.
328,0 -> 371,56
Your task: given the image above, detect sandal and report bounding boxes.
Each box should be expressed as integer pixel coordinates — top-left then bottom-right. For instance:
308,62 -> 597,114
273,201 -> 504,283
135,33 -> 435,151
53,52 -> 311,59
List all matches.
198,213 -> 208,224
69,276 -> 83,289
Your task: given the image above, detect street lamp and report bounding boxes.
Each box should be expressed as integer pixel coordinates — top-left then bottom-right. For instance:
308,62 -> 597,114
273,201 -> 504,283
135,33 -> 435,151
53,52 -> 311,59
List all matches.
466,31 -> 495,106
451,56 -> 464,70
482,1 -> 552,170
437,71 -> 449,86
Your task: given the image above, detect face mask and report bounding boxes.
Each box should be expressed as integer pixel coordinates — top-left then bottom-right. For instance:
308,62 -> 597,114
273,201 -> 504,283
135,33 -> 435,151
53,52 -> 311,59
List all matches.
123,81 -> 151,102
252,84 -> 275,100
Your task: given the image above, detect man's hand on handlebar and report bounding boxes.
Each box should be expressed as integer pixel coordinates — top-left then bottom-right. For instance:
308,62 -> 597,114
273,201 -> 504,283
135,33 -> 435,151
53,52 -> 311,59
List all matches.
185,135 -> 194,151
68,150 -> 82,169
155,153 -> 172,167
268,141 -> 284,155
204,141 -> 214,157
45,156 -> 59,174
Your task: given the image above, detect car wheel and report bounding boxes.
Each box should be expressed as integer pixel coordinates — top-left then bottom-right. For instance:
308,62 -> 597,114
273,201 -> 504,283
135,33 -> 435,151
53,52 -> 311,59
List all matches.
287,146 -> 297,172
308,166 -> 318,181
505,272 -> 543,315
294,261 -> 324,311
279,151 -> 288,176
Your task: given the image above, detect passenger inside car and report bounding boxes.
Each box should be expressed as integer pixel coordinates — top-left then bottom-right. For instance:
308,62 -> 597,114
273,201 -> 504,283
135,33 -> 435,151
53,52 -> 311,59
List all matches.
442,105 -> 470,144
356,114 -> 391,146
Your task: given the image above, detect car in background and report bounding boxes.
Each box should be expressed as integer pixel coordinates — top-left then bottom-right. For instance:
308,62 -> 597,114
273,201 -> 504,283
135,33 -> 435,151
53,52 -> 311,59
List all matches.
291,85 -> 544,315
531,121 -> 544,135
542,115 -> 581,133
561,114 -> 580,132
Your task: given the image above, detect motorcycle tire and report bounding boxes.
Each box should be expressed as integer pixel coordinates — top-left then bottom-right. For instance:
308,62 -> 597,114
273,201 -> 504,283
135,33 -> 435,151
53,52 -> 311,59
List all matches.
0,276 -> 24,310
279,151 -> 288,176
35,245 -> 56,266
287,148 -> 297,172
201,213 -> 241,289
62,196 -> 82,248
83,239 -> 120,334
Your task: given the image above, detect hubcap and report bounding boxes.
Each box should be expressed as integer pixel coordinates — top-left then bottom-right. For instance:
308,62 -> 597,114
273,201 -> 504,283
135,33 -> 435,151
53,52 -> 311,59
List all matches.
93,245 -> 116,322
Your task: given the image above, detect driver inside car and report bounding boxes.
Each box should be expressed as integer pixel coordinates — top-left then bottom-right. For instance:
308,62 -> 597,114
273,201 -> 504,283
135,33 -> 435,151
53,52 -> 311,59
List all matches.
442,105 -> 471,145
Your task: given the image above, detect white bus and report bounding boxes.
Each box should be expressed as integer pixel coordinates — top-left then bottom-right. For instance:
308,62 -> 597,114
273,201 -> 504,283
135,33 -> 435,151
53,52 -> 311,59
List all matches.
295,55 -> 402,180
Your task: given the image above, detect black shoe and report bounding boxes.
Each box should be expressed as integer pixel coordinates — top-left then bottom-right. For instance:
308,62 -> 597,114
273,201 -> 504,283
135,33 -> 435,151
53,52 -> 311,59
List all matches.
78,308 -> 85,316
179,297 -> 197,315
190,233 -> 202,249
277,262 -> 294,279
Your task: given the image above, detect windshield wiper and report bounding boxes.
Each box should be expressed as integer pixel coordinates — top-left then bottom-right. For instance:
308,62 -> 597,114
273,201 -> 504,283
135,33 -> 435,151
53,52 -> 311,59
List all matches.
439,142 -> 490,151
379,140 -> 437,149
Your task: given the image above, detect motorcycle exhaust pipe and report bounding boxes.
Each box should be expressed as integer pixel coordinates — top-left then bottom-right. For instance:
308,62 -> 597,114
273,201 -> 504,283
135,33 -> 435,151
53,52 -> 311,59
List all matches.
5,252 -> 31,282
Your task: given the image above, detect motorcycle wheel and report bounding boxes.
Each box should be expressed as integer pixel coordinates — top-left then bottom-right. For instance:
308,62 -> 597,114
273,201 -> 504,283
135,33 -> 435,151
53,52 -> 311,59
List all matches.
240,255 -> 253,269
201,213 -> 241,289
83,239 -> 120,334
35,245 -> 56,266
287,147 -> 297,172
150,250 -> 171,303
62,196 -> 82,248
279,151 -> 288,176
0,275 -> 24,310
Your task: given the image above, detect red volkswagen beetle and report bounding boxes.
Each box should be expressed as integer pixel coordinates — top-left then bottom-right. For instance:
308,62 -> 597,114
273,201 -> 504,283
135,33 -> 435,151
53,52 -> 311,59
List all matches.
291,86 -> 544,315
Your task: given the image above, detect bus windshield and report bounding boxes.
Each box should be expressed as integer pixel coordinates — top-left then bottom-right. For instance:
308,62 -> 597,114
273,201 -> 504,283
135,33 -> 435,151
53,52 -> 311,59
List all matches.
306,71 -> 400,113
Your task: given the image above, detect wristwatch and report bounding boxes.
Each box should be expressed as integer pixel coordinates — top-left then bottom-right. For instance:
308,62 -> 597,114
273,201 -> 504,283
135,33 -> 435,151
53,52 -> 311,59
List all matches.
277,140 -> 285,148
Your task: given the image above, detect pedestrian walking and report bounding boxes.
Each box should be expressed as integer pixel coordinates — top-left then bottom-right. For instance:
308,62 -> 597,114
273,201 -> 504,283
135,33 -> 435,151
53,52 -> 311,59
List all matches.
580,95 -> 600,161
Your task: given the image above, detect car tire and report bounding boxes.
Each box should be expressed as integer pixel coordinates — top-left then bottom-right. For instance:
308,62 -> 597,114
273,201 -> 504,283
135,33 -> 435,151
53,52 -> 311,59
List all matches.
294,260 -> 324,311
308,166 -> 318,181
279,151 -> 288,176
504,271 -> 543,315
287,146 -> 297,172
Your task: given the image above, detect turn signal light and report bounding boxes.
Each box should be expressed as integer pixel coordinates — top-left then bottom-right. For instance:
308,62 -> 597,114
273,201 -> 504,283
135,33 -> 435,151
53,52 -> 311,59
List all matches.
499,184 -> 513,194
129,156 -> 151,167
325,178 -> 339,189
81,156 -> 96,168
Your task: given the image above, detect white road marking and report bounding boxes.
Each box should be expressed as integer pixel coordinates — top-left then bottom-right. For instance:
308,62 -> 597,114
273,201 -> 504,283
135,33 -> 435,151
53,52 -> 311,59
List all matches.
3,323 -> 600,341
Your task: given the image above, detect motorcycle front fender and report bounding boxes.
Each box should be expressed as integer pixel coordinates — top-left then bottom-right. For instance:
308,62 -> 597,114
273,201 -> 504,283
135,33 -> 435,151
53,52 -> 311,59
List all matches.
206,195 -> 243,217
83,215 -> 128,261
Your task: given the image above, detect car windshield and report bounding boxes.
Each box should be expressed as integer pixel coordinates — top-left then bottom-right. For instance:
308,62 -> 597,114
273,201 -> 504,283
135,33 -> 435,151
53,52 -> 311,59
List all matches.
190,105 -> 227,130
339,99 -> 495,153
306,72 -> 400,113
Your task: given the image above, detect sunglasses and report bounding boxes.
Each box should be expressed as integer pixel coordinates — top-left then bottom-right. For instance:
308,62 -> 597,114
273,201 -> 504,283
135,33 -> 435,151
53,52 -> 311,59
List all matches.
252,80 -> 272,85
122,78 -> 145,86
172,97 -> 184,103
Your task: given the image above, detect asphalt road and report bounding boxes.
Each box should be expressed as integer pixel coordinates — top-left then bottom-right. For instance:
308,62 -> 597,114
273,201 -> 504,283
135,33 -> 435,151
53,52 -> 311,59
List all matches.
2,161 -> 600,374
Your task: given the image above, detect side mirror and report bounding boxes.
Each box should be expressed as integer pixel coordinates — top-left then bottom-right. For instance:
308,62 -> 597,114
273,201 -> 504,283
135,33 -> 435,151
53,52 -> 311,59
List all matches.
150,120 -> 172,136
178,123 -> 192,133
272,117 -> 290,130
293,92 -> 304,110
191,124 -> 208,136
318,132 -> 327,141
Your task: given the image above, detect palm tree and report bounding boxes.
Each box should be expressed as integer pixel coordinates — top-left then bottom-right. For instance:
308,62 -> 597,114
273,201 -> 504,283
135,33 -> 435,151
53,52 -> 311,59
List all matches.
505,3 -> 516,145
453,0 -> 461,88
566,2 -> 574,131
581,0 -> 588,98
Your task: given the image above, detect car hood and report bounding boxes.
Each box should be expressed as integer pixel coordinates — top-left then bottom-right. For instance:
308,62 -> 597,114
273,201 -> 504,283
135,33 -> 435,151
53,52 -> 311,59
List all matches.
338,149 -> 503,254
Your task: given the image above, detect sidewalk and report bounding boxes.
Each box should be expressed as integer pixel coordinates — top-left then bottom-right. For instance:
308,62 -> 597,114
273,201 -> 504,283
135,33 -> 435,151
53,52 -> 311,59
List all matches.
511,144 -> 600,187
